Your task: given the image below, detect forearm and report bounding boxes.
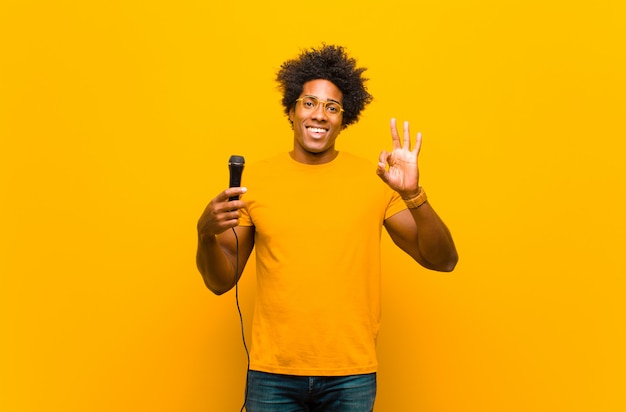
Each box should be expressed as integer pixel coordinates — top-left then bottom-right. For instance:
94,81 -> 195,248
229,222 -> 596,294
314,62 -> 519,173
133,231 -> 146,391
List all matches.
408,202 -> 458,271
196,233 -> 238,295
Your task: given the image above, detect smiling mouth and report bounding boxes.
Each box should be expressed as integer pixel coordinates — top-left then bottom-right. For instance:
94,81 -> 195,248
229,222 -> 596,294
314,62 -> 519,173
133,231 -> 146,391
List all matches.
307,126 -> 328,137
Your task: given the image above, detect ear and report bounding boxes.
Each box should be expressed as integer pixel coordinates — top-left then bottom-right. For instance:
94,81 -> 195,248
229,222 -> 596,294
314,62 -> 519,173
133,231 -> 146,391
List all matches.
288,107 -> 294,123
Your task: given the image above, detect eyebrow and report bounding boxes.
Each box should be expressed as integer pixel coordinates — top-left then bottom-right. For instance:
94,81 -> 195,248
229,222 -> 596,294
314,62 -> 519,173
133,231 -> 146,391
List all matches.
304,95 -> 342,104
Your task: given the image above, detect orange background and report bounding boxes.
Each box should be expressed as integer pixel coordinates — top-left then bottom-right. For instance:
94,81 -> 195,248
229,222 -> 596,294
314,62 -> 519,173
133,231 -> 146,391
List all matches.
1,1 -> 625,411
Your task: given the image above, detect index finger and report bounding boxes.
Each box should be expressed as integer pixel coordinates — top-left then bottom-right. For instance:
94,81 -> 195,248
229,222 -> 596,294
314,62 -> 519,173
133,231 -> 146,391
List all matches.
219,187 -> 248,201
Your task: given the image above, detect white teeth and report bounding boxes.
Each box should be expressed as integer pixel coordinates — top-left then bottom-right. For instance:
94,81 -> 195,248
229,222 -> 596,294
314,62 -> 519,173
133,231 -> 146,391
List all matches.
307,127 -> 326,133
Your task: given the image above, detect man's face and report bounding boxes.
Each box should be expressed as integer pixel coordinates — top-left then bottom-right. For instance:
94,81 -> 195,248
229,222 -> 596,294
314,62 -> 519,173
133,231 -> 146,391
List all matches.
289,79 -> 344,164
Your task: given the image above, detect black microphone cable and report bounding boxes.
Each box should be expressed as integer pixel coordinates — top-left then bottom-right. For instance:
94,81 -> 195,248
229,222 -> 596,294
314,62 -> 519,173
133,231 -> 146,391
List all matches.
232,227 -> 250,412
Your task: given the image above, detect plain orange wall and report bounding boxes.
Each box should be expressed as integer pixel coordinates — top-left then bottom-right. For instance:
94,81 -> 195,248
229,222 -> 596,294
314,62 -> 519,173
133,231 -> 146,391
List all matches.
1,1 -> 625,411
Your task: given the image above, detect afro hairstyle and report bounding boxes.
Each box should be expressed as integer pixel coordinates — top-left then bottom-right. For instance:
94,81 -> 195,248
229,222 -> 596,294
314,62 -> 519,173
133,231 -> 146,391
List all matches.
276,44 -> 373,128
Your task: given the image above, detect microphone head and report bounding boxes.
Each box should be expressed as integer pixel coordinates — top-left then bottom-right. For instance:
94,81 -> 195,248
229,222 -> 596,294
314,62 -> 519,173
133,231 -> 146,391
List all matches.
229,155 -> 245,166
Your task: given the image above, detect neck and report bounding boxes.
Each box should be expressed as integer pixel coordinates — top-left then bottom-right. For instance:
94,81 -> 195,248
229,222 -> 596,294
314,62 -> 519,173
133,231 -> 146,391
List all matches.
289,149 -> 339,165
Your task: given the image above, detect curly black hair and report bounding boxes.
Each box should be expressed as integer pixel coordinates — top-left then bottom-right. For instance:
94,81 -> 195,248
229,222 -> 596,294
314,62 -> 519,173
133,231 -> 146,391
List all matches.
276,44 -> 373,129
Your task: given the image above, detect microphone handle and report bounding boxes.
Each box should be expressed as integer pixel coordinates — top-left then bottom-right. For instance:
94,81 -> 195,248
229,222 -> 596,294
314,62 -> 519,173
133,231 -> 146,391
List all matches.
228,165 -> 243,201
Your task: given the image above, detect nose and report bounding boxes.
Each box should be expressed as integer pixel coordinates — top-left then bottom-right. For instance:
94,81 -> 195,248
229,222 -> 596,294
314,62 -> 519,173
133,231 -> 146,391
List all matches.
311,104 -> 328,121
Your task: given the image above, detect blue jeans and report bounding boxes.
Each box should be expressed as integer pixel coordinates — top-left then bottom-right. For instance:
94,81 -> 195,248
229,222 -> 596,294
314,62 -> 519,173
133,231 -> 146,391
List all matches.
245,370 -> 377,412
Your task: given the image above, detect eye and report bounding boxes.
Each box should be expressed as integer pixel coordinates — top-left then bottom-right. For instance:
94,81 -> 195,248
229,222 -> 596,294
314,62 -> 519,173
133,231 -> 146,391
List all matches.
326,102 -> 342,114
326,104 -> 340,113
301,96 -> 317,109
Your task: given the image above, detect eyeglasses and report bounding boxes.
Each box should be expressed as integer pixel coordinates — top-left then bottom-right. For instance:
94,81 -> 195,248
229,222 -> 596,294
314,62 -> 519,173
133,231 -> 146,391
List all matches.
295,95 -> 344,116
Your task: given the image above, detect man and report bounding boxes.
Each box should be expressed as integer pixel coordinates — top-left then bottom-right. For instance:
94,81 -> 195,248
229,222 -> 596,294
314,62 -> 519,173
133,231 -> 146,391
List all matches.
196,44 -> 458,411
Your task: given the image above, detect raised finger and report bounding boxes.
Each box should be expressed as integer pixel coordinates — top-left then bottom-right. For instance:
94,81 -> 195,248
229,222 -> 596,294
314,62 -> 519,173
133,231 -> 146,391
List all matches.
389,118 -> 401,149
403,121 -> 410,150
414,131 -> 423,155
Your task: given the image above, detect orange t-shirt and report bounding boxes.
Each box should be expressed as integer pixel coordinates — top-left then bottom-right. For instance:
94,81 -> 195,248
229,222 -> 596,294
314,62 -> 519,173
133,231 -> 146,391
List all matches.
238,152 -> 406,376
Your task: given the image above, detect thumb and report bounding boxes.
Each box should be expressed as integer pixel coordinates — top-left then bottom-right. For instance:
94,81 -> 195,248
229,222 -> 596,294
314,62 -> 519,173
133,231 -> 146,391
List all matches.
376,151 -> 389,181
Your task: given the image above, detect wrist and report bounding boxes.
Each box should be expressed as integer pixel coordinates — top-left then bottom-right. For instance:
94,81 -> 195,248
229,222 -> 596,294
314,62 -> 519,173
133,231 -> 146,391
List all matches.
198,231 -> 218,243
402,186 -> 427,209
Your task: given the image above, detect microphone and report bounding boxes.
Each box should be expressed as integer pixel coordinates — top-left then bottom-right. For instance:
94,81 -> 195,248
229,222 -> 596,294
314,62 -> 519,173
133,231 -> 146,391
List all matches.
228,155 -> 245,201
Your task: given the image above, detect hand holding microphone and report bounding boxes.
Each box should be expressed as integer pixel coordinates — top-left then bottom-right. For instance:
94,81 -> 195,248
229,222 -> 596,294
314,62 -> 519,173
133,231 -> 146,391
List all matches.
197,155 -> 246,237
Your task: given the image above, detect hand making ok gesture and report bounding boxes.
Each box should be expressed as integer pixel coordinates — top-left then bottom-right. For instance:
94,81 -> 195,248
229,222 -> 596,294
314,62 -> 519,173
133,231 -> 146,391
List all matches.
376,118 -> 422,198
